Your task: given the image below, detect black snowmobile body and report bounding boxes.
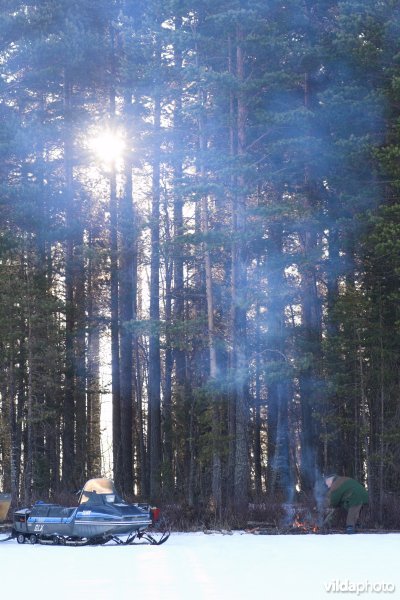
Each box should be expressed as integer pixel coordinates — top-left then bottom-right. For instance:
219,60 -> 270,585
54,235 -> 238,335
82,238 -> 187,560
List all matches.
9,478 -> 169,546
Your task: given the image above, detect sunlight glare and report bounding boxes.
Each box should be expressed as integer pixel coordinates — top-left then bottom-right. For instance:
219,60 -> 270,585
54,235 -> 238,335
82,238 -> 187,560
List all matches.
90,130 -> 126,165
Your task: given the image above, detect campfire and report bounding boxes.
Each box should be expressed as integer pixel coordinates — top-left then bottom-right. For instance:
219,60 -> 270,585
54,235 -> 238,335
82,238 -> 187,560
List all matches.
245,505 -> 323,535
281,503 -> 321,534
291,514 -> 319,534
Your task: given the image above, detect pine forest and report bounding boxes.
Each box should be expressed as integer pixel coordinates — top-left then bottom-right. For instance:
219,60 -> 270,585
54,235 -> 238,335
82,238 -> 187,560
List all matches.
1,0 -> 400,528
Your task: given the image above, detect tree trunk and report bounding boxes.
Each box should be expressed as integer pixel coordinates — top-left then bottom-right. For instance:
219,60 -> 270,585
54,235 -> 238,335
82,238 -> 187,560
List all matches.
74,231 -> 87,483
149,85 -> 162,501
62,72 -> 76,489
227,34 -> 236,507
266,220 -> 292,500
8,359 -> 20,503
119,92 -> 135,495
253,283 -> 262,499
163,191 -> 174,499
233,24 -> 249,517
298,70 -> 322,493
87,229 -> 102,478
24,251 -> 34,504
198,95 -> 221,513
107,46 -> 122,489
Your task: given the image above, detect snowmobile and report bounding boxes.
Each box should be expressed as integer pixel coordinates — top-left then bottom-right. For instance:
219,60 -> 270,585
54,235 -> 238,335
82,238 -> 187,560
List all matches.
0,478 -> 169,546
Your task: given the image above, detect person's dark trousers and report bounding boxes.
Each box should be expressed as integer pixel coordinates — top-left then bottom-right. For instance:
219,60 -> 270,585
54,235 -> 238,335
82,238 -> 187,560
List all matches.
346,505 -> 362,528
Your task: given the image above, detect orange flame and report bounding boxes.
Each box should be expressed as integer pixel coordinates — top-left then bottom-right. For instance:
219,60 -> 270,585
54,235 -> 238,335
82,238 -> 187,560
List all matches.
292,514 -> 318,532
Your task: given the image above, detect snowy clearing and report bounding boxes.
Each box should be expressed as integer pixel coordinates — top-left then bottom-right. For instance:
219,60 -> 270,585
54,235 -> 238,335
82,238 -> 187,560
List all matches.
1,532 -> 398,600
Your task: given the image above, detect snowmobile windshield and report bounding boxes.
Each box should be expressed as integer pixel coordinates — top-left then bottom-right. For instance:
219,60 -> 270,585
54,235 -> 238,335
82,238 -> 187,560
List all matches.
79,478 -> 121,505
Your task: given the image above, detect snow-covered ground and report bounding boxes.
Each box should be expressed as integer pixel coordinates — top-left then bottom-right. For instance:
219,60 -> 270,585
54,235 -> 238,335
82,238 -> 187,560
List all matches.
1,532 -> 398,600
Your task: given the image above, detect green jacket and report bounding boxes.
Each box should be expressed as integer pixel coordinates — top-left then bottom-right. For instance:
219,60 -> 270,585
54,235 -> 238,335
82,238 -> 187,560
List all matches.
328,476 -> 369,509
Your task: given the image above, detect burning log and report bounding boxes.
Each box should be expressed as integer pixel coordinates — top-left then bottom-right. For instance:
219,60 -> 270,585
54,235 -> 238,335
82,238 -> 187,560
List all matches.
245,504 -> 328,534
287,514 -> 319,534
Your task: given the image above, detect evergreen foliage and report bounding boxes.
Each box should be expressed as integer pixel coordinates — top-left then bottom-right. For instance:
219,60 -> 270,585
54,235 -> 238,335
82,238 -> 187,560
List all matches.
0,0 -> 399,525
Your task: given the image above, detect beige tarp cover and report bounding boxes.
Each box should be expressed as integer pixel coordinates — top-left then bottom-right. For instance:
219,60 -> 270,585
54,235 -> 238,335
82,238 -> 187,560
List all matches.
79,478 -> 116,504
0,494 -> 11,521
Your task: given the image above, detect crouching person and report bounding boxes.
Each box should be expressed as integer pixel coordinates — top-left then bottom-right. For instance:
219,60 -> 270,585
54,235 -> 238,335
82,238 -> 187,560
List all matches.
324,474 -> 368,534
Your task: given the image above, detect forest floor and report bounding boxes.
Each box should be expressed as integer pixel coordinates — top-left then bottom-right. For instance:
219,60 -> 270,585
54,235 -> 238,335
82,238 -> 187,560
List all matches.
1,531 -> 398,600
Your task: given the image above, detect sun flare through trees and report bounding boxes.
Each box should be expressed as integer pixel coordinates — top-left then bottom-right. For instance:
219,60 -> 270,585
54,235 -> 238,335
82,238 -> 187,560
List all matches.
0,0 -> 400,527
